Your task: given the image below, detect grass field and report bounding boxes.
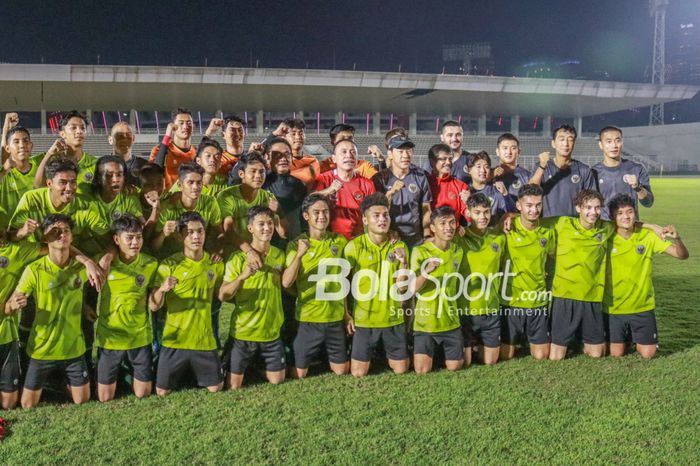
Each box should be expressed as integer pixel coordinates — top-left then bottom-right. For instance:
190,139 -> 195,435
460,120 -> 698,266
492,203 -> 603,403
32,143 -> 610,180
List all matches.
1,177 -> 699,465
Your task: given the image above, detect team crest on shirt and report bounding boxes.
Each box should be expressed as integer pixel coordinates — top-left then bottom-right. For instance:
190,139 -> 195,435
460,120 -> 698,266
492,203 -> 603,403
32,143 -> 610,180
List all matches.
463,165 -> 469,173
512,180 -> 522,189
0,256 -> 8,269
488,196 -> 495,206
112,211 -> 122,221
309,251 -> 315,258
448,192 -> 457,200
539,238 -> 548,248
207,270 -> 215,281
636,245 -> 646,255
73,276 -> 83,288
387,252 -> 396,262
353,192 -> 363,201
595,233 -> 603,242
453,260 -> 459,270
274,264 -> 282,272
135,274 -> 146,287
84,172 -> 93,182
571,174 -> 581,184
491,243 -> 500,252
408,183 -> 418,194
330,245 -> 339,256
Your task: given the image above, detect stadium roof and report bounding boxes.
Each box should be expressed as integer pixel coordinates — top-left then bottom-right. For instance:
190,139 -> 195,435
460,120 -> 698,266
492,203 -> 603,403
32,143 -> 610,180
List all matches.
0,64 -> 697,117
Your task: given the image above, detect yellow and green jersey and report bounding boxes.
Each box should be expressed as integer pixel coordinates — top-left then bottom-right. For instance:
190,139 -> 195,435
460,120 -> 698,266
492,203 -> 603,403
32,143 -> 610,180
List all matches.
0,155 -> 41,218
35,152 -> 98,194
218,185 -> 277,243
0,241 -> 43,345
457,228 -> 506,316
410,241 -> 465,333
505,217 -> 556,308
95,253 -> 158,350
224,247 -> 285,342
549,217 -> 615,302
154,252 -> 223,351
16,256 -> 88,360
285,233 -> 348,323
170,175 -> 229,198
155,193 -> 222,258
605,228 -> 671,314
344,234 -> 408,328
78,191 -> 144,255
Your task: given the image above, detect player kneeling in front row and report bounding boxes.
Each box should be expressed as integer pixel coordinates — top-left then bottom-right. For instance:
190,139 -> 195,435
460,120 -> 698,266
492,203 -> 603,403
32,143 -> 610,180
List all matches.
149,212 -> 224,395
283,194 -> 350,378
606,194 -> 688,359
411,206 -> 467,373
219,206 -> 287,388
95,214 -> 158,401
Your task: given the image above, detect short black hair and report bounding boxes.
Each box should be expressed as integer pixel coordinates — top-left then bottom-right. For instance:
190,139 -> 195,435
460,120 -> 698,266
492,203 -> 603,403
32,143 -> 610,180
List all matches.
45,157 -> 79,180
517,184 -> 544,200
441,120 -> 462,132
430,206 -> 456,223
196,137 -> 223,158
139,163 -> 164,185
608,193 -> 636,217
223,115 -> 246,129
467,151 -> 492,170
263,137 -> 292,154
177,211 -> 205,232
329,123 -> 355,144
360,192 -> 389,215
283,118 -> 306,130
6,125 -> 31,141
178,161 -> 205,180
574,189 -> 604,207
41,213 -> 74,232
237,152 -> 267,172
171,108 -> 192,121
497,133 -> 519,147
598,125 -> 622,140
301,193 -> 330,213
92,155 -> 127,194
428,143 -> 452,164
467,192 -> 491,210
247,205 -> 275,225
111,213 -> 143,235
60,110 -> 88,129
552,124 -> 577,140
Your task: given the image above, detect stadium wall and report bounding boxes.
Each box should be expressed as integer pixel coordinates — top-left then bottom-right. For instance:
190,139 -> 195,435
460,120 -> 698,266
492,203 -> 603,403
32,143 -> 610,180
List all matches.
621,122 -> 700,171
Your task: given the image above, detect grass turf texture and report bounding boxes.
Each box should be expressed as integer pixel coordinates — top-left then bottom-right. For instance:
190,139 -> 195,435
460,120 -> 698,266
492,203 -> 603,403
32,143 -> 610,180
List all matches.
1,177 -> 699,464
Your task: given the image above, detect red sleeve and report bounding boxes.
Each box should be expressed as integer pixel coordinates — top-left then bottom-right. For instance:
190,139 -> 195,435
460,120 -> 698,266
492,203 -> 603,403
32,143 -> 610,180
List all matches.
314,172 -> 330,192
362,178 -> 376,195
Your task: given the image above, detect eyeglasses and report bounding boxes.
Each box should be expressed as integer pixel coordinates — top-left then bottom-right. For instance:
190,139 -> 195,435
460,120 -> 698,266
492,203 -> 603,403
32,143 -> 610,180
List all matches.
270,151 -> 291,158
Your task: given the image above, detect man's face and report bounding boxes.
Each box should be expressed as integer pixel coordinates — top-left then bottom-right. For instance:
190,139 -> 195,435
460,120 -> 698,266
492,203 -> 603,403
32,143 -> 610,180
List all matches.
114,230 -> 143,258
496,140 -> 520,165
47,170 -> 78,204
43,221 -> 72,247
174,113 -> 194,140
390,147 -> 413,170
469,159 -> 490,184
431,150 -> 452,176
109,123 -> 134,154
332,141 -> 358,172
440,125 -> 463,151
285,127 -> 305,153
576,198 -> 602,225
181,221 -> 205,250
247,213 -> 274,242
60,117 -> 87,147
333,130 -> 354,144
6,130 -> 33,163
363,205 -> 391,235
100,162 -> 125,195
599,130 -> 623,160
551,130 -> 576,158
303,200 -> 330,231
430,215 -> 456,242
180,172 -> 203,199
239,161 -> 266,189
614,205 -> 636,229
516,195 -> 543,222
269,143 -> 292,175
468,205 -> 491,229
224,121 -> 245,145
197,146 -> 222,175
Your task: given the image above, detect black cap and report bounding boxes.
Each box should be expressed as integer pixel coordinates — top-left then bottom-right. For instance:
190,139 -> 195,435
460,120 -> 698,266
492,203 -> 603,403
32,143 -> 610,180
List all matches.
387,136 -> 415,150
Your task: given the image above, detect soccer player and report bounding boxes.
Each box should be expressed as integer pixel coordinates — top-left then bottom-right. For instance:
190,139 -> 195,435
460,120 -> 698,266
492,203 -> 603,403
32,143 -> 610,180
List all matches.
8,214 -> 94,408
319,124 -> 379,179
426,143 -> 470,225
605,194 -> 688,359
149,212 -> 224,395
95,215 -> 158,401
500,184 -> 555,361
528,124 -> 596,217
138,163 -> 165,227
592,126 -> 654,220
373,137 -> 432,246
283,194 -> 350,378
170,138 -> 229,197
492,133 -> 531,203
0,125 -> 40,218
459,193 -> 507,366
108,121 -> 147,188
314,139 -> 376,240
219,206 -> 287,388
150,108 -> 197,190
345,193 -> 410,377
410,206 -> 467,373
0,112 -> 20,159
204,115 -> 246,178
272,118 -> 319,190
440,120 -> 471,184
33,111 -> 97,193
467,151 -> 516,224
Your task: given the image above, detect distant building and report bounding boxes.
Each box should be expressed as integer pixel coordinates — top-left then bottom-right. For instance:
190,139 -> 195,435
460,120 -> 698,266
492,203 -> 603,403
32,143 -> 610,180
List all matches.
442,43 -> 495,76
670,22 -> 700,84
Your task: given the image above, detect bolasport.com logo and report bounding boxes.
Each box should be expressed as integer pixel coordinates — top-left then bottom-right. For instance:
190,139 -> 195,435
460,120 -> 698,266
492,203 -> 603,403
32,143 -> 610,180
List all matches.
308,258 -> 552,306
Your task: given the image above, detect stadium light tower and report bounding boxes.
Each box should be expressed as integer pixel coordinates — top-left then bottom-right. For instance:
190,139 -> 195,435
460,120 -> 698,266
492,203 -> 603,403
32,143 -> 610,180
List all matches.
649,0 -> 670,125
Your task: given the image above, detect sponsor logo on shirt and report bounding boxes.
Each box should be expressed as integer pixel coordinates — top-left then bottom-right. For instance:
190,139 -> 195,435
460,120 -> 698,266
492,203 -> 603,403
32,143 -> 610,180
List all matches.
135,274 -> 146,287
571,174 -> 581,184
0,256 -> 8,268
636,245 -> 646,255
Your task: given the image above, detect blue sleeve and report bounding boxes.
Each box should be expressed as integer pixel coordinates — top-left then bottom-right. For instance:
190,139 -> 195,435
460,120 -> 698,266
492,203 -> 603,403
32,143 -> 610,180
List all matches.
583,166 -> 597,191
420,174 -> 433,204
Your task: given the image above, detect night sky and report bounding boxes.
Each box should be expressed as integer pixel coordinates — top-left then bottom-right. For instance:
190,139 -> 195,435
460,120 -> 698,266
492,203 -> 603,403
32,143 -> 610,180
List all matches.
1,0 -> 698,82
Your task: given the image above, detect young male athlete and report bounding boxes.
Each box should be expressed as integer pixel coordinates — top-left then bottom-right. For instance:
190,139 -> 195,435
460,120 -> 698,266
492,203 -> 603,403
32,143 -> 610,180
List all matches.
492,133 -> 531,203
170,138 -> 229,197
204,115 -> 246,178
466,151 -> 516,225
0,125 -> 41,217
150,108 -> 197,190
274,118 -> 319,190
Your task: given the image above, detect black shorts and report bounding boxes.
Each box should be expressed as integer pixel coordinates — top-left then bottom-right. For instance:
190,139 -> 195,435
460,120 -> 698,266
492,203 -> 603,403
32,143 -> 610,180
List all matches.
501,306 -> 550,345
550,297 -> 605,346
97,346 -> 154,385
606,311 -> 658,345
351,325 -> 408,362
0,341 -> 21,393
462,314 -> 501,348
155,347 -> 223,390
293,321 -> 348,369
413,328 -> 464,361
225,338 -> 286,374
24,354 -> 89,390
